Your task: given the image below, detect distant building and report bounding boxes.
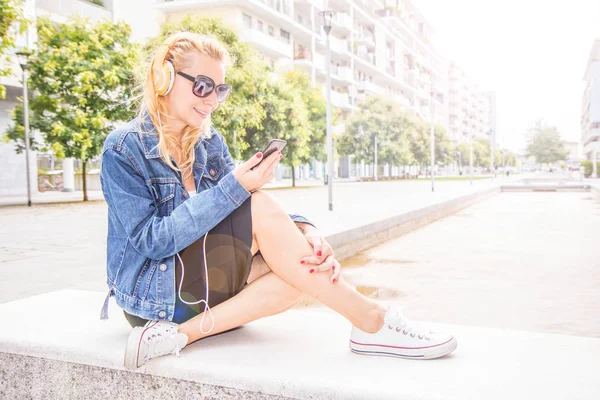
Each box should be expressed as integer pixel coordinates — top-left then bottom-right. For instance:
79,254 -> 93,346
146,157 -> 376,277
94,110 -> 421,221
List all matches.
581,39 -> 600,176
563,141 -> 581,164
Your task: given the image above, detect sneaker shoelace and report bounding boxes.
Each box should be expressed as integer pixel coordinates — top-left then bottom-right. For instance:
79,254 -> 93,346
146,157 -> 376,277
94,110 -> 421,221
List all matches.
144,329 -> 183,362
385,308 -> 433,341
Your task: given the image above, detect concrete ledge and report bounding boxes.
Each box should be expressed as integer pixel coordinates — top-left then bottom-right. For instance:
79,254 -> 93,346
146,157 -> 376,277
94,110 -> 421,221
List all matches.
2,290 -> 599,399
329,186 -> 500,261
501,184 -> 592,192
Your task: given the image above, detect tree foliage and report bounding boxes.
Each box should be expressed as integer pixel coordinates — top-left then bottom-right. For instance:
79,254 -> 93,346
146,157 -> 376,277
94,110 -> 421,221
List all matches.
338,95 -> 453,170
526,120 -> 569,164
0,0 -> 28,98
4,17 -> 139,200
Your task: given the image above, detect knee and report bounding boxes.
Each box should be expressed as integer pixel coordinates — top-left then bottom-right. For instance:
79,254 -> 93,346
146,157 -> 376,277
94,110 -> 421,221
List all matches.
250,190 -> 280,219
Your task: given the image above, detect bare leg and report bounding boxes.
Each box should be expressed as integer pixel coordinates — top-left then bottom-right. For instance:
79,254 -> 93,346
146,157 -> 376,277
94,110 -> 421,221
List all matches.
179,254 -> 305,343
179,191 -> 386,343
247,191 -> 386,332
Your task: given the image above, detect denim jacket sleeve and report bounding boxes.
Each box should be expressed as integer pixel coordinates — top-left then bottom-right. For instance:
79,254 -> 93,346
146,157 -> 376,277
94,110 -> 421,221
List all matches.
218,133 -> 315,229
101,144 -> 251,260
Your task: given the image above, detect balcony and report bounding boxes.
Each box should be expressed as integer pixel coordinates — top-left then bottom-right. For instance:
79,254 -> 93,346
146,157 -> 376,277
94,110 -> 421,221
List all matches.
293,47 -> 312,70
258,0 -> 293,17
332,12 -> 353,32
329,65 -> 353,84
393,94 -> 410,108
36,0 -> 112,21
358,81 -> 384,96
329,36 -> 349,55
357,33 -> 375,49
239,28 -> 292,59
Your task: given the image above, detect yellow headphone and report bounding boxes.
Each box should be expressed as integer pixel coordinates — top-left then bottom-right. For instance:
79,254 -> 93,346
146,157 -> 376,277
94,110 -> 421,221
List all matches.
151,38 -> 178,97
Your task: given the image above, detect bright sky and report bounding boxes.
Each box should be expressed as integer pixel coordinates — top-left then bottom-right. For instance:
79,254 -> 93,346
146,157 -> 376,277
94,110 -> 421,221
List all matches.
417,0 -> 600,153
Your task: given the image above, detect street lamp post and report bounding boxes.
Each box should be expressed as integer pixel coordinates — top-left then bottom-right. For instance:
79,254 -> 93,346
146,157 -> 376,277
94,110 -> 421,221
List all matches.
429,88 -> 435,192
320,10 -> 335,211
16,50 -> 32,207
469,136 -> 473,185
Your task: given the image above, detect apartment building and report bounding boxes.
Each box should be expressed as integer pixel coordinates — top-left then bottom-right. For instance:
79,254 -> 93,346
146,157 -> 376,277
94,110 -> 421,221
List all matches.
582,39 -> 600,177
155,0 -> 449,125
447,60 -> 491,144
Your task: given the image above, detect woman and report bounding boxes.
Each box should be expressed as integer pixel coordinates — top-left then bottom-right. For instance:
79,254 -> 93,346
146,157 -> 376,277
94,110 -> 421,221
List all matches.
100,32 -> 457,370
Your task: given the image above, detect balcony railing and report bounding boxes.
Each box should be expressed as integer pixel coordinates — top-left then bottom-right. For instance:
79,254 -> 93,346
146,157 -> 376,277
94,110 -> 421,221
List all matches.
294,47 -> 312,60
36,0 -> 112,20
258,0 -> 293,17
332,13 -> 352,31
240,28 -> 292,57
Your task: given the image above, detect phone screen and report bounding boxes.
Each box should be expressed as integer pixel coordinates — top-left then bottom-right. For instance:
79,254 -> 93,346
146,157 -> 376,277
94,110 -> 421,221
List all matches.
252,139 -> 287,170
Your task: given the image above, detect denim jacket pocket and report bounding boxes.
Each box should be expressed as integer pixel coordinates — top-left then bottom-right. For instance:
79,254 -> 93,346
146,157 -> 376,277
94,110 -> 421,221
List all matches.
133,258 -> 158,301
150,177 -> 177,217
203,155 -> 226,182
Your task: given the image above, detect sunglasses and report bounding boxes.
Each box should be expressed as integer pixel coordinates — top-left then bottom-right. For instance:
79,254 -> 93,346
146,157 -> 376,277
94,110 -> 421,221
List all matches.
176,72 -> 232,103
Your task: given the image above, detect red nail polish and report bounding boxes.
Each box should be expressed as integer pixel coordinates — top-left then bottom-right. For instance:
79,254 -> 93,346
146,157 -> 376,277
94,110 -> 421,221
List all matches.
257,153 -> 263,158
309,269 -> 314,274
300,260 -> 305,264
317,251 -> 322,257
333,278 -> 337,283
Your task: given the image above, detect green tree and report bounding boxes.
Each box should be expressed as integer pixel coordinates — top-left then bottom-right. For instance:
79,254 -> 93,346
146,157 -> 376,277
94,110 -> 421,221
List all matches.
282,70 -> 326,162
0,0 -> 28,99
4,17 -> 138,200
406,116 -> 453,172
526,120 -> 569,165
472,137 -> 491,168
338,95 -> 413,175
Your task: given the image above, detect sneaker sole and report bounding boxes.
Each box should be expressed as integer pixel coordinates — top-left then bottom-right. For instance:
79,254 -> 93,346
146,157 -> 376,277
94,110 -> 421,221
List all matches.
124,321 -> 159,370
349,336 -> 457,360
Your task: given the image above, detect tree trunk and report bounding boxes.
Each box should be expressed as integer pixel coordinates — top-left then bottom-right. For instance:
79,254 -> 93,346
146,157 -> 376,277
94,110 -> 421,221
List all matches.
82,160 -> 88,202
291,166 -> 296,187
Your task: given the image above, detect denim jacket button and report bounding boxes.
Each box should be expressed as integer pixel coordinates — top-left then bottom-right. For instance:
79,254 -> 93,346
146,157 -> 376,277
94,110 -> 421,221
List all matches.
183,191 -> 188,198
210,169 -> 216,176
158,311 -> 166,318
159,263 -> 167,272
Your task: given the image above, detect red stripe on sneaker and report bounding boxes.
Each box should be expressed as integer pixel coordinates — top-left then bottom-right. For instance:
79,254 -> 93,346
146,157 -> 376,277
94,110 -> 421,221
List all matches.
136,321 -> 159,368
350,336 -> 454,350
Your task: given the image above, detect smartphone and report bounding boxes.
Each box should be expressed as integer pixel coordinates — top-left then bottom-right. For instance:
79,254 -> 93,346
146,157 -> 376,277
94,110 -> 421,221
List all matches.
252,139 -> 287,170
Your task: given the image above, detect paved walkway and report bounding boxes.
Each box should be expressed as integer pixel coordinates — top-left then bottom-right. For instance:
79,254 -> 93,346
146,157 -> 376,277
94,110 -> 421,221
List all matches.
341,191 -> 600,338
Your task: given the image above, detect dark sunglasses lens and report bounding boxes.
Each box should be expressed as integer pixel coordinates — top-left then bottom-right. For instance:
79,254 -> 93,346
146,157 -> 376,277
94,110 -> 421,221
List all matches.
193,77 -> 214,97
215,85 -> 232,103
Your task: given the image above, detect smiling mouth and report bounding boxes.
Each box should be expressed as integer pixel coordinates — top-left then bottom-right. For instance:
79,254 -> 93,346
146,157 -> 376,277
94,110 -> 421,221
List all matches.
194,107 -> 209,116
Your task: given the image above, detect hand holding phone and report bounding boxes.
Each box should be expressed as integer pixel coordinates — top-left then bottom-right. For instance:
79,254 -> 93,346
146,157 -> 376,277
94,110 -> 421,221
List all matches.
251,139 -> 287,170
233,139 -> 287,192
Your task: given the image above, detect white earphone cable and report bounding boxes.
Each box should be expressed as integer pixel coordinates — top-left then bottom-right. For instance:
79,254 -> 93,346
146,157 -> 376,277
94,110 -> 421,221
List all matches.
175,231 -> 215,334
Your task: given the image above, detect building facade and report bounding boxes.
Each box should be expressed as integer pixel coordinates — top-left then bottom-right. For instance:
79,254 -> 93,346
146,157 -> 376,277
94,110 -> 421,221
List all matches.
582,39 -> 600,177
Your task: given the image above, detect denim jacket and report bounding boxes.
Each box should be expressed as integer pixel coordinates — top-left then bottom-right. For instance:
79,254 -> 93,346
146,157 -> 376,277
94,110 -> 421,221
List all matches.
99,116 -> 313,321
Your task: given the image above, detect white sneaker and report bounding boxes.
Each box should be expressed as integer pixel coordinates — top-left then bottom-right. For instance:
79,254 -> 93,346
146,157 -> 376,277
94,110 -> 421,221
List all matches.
349,307 -> 457,360
124,320 -> 189,369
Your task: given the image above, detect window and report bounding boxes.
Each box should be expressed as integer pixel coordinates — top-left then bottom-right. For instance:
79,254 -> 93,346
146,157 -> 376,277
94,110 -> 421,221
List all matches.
242,13 -> 252,29
268,25 -> 275,36
257,20 -> 263,31
280,29 -> 290,44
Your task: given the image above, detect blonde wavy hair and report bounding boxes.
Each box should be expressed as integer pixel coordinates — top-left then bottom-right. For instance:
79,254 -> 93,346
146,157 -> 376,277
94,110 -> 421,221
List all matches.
139,32 -> 231,178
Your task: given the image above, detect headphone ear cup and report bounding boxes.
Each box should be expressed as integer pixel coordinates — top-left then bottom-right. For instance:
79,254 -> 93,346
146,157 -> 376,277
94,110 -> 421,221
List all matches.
152,60 -> 175,97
